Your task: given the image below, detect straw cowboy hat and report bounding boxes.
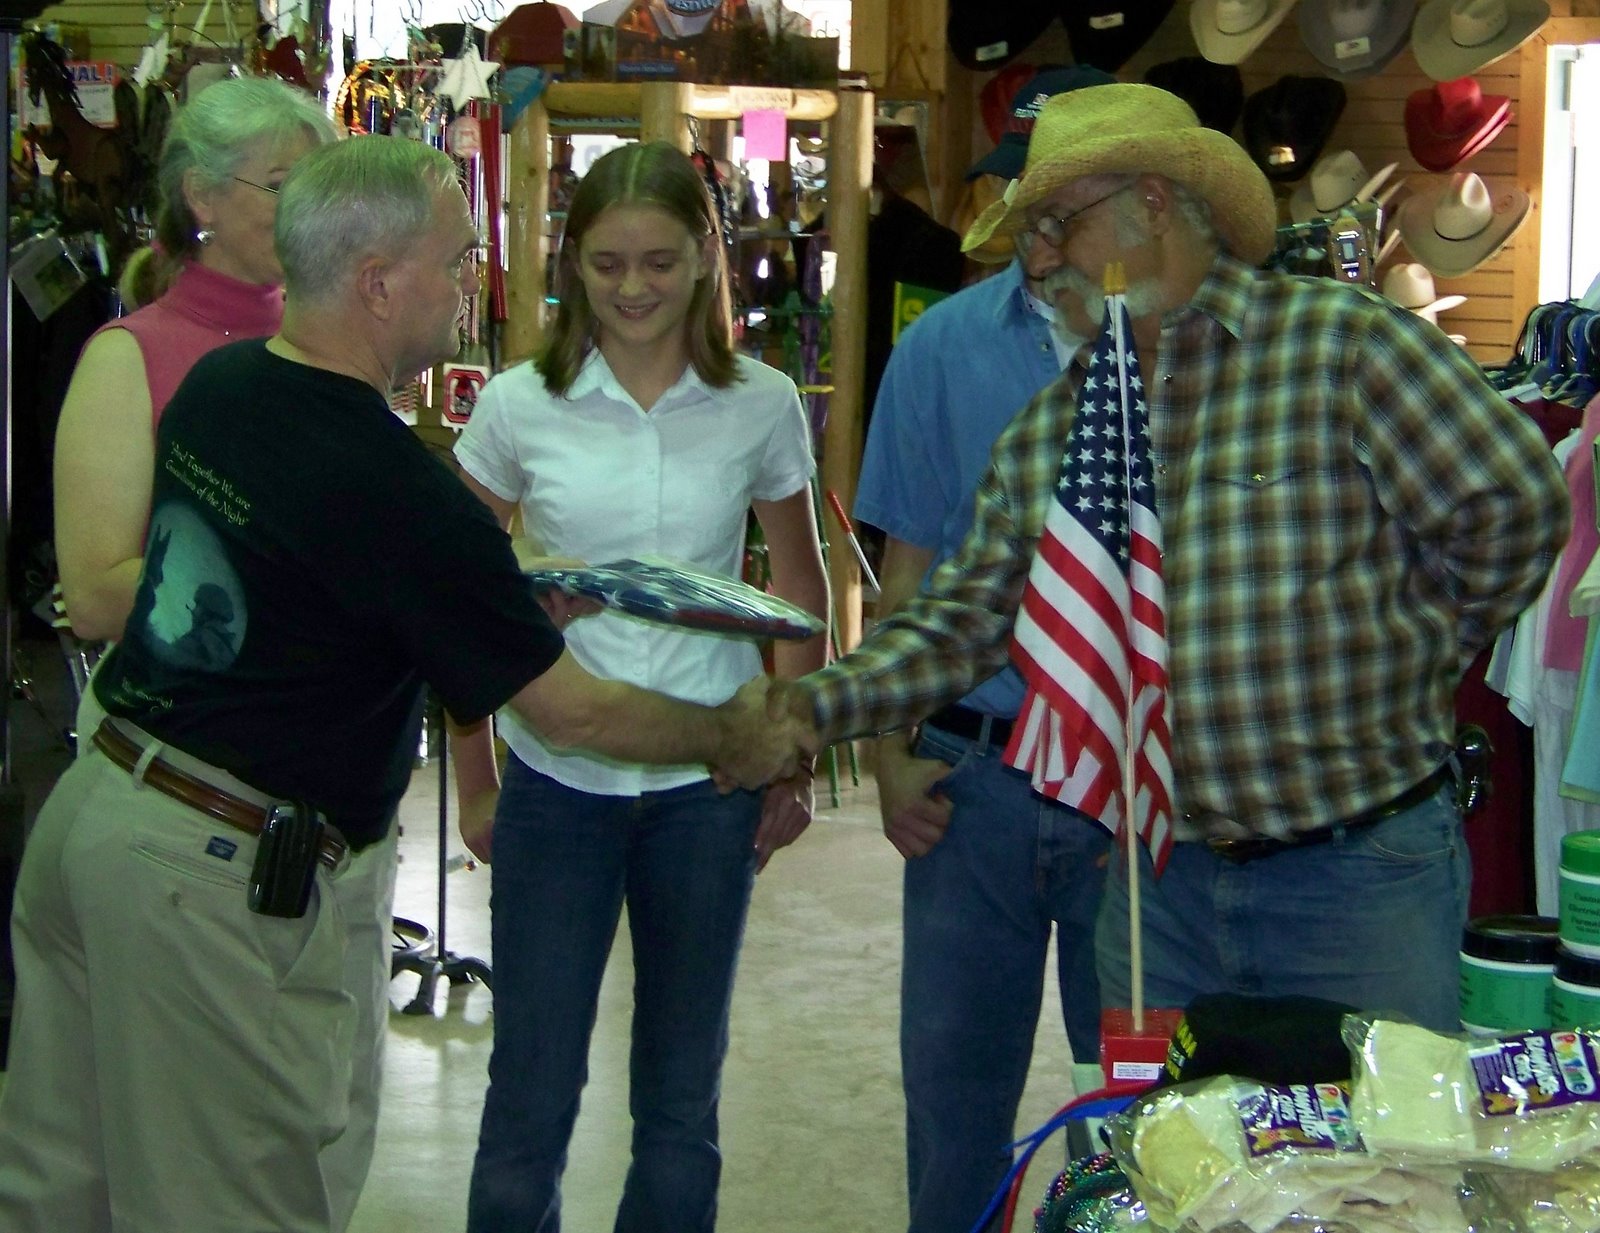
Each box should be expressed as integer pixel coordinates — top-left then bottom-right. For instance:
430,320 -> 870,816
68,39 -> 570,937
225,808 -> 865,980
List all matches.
1397,171 -> 1530,277
1412,0 -> 1550,81
1381,261 -> 1468,322
1190,0 -> 1298,66
1298,0 -> 1417,79
960,83 -> 1278,265
1288,149 -> 1398,222
1405,76 -> 1512,170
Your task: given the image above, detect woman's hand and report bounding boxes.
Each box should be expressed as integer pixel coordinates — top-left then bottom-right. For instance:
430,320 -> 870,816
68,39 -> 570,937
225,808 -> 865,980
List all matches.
754,760 -> 815,872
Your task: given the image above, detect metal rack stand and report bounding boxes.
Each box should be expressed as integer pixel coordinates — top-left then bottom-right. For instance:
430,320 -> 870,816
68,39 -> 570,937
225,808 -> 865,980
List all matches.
390,695 -> 491,1015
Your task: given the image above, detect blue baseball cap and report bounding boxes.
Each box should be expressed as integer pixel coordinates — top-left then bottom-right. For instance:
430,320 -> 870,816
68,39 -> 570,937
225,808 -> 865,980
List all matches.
965,64 -> 1118,181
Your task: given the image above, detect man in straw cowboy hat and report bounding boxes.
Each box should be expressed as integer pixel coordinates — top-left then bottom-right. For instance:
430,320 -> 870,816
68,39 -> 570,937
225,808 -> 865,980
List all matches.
854,64 -> 1113,1233
780,83 -> 1567,1045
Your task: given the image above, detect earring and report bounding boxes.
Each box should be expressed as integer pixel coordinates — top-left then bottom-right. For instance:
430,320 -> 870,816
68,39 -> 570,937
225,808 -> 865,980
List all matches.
196,228 -> 215,246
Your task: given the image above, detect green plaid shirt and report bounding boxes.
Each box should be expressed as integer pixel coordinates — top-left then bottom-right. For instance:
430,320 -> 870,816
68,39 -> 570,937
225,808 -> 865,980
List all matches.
804,253 -> 1569,839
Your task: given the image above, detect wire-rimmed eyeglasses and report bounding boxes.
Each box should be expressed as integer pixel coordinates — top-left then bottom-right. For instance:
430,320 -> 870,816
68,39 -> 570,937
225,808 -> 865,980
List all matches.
233,176 -> 280,195
1026,182 -> 1133,249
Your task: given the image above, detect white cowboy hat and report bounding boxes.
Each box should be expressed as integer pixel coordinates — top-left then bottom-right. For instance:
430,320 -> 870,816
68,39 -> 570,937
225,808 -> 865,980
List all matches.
1397,171 -> 1530,278
1190,0 -> 1299,65
1288,149 -> 1398,221
960,83 -> 1278,265
1412,0 -> 1550,81
1381,261 -> 1468,322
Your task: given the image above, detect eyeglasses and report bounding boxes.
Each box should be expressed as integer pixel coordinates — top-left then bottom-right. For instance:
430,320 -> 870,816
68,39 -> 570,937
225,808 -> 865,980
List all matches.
1026,183 -> 1133,249
233,176 -> 280,196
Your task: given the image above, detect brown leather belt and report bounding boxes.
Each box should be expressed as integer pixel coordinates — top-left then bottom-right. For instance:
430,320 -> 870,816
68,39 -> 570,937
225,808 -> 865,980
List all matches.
92,719 -> 346,870
1205,764 -> 1455,865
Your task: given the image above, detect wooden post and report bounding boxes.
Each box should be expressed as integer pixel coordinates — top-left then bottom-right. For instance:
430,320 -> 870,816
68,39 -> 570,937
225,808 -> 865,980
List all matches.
641,81 -> 693,150
822,87 -> 873,656
504,100 -> 550,366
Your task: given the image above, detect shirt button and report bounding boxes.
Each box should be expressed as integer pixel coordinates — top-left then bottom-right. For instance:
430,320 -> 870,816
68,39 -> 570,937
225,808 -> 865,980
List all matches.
1163,373 -> 1174,384
1157,464 -> 1168,476
1252,473 -> 1267,483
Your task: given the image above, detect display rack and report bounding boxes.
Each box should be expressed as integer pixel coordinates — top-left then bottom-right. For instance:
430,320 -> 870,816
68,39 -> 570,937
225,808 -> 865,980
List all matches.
502,80 -> 874,654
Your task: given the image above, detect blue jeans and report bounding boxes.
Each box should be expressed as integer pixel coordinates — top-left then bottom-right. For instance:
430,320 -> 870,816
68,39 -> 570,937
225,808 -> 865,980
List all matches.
901,723 -> 1111,1233
1094,783 -> 1470,1033
466,757 -> 760,1233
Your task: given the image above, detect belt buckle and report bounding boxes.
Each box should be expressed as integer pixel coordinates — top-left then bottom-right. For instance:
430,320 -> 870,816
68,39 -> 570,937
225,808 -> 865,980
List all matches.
1207,836 -> 1287,864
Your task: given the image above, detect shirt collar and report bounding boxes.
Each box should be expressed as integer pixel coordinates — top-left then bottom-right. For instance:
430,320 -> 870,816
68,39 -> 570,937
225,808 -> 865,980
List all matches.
1172,250 -> 1254,343
568,347 -> 716,409
988,260 -> 1034,329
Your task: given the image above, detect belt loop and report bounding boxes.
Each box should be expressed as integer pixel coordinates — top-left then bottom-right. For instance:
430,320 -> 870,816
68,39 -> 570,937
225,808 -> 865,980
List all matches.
131,740 -> 162,787
977,714 -> 994,752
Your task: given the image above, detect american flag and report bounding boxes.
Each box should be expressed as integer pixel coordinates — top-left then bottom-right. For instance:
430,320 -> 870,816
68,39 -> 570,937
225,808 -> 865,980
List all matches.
1003,295 -> 1176,875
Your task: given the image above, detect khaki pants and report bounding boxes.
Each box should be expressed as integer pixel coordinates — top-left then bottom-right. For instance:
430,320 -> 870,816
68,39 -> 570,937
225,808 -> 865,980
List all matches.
0,745 -> 396,1233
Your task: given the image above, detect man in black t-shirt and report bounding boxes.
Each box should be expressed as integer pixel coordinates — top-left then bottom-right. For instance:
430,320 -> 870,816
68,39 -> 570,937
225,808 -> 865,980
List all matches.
0,137 -> 813,1233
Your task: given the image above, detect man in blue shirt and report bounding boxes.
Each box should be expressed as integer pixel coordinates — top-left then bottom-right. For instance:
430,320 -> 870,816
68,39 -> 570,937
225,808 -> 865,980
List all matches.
852,65 -> 1115,1233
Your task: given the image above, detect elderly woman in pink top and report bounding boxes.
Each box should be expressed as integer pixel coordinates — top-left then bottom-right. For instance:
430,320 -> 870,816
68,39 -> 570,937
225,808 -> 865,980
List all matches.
53,74 -> 335,642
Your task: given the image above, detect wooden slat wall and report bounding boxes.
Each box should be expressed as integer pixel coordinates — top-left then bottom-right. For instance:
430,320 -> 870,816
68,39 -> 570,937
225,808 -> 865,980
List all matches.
950,2 -> 1597,367
32,0 -> 257,74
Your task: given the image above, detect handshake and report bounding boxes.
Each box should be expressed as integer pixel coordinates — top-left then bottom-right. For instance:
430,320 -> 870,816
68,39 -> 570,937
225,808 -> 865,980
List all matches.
710,676 -> 821,791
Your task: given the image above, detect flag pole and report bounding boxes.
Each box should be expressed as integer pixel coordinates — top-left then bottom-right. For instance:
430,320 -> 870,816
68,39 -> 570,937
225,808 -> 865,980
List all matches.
1104,261 -> 1145,1035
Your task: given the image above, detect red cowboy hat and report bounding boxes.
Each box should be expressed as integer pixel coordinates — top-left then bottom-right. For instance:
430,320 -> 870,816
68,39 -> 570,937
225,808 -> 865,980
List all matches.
1404,76 -> 1511,172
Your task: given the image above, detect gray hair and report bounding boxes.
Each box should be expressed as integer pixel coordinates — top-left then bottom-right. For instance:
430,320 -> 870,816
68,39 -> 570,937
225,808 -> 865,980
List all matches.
1110,177 -> 1218,249
155,75 -> 336,257
275,137 -> 460,303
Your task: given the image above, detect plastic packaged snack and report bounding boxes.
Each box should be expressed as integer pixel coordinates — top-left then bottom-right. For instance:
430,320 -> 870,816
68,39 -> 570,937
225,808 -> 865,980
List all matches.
1345,1018 -> 1600,1171
1471,1160 -> 1600,1232
1107,1076 -> 1474,1232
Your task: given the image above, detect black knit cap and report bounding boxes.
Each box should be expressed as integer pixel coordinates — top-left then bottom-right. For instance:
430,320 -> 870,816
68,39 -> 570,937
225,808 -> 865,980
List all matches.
1157,992 -> 1359,1088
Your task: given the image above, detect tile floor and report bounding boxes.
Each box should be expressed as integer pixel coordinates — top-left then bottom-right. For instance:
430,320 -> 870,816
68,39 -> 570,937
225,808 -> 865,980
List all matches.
361,763 -> 1084,1233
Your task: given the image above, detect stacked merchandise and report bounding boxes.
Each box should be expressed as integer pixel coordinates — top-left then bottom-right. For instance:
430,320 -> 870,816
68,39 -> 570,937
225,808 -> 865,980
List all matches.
1085,1019 -> 1600,1233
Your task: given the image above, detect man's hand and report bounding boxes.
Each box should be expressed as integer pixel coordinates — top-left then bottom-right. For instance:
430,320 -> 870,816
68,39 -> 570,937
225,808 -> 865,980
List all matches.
755,764 -> 814,871
458,786 -> 498,864
876,737 -> 953,858
710,677 -> 818,790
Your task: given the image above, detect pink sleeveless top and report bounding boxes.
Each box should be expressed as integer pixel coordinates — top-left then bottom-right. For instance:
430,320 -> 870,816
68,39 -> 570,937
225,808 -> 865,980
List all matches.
93,260 -> 285,423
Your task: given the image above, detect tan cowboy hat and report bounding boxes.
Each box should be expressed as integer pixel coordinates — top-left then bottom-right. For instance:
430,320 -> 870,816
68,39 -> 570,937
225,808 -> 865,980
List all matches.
1190,0 -> 1298,66
1397,171 -> 1530,278
1380,261 -> 1467,322
1288,149 -> 1398,222
960,83 -> 1277,265
1412,0 -> 1550,81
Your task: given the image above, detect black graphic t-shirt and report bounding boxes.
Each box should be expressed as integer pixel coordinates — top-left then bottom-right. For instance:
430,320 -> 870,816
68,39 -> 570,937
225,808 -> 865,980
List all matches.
97,340 -> 564,846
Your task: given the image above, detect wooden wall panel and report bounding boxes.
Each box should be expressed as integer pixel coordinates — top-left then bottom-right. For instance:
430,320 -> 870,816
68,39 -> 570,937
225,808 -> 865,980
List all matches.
948,3 -> 1600,368
32,0 -> 257,74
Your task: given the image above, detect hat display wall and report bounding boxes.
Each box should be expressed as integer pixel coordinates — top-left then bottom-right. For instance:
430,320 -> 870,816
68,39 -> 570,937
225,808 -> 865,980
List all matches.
1060,0 -> 1178,72
1143,56 -> 1246,133
960,83 -> 1278,265
1412,0 -> 1550,81
1397,171 -> 1531,277
948,0 -> 1056,70
1288,149 -> 1399,221
1298,0 -> 1418,79
968,65 -> 1119,181
1191,0 -> 1298,65
1405,77 -> 1512,171
1241,75 -> 1348,182
1381,261 -> 1469,322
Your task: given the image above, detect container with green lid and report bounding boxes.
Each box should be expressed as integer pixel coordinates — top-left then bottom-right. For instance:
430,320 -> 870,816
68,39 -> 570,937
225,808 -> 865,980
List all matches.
1459,915 -> 1559,1034
1551,946 -> 1600,1028
1560,830 -> 1600,960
